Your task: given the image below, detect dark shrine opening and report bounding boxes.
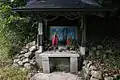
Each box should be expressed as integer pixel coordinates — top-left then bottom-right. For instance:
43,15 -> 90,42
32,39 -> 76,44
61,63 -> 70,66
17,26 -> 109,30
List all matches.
47,16 -> 78,26
43,15 -> 120,46
44,16 -> 79,45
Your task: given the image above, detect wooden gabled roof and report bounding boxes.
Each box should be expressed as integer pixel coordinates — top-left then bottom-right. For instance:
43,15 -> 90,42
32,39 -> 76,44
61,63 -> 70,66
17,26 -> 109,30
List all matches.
12,0 -> 116,12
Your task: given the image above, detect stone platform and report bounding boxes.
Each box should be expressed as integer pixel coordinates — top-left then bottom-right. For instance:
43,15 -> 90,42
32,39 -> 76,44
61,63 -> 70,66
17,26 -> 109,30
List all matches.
36,51 -> 80,73
30,72 -> 82,80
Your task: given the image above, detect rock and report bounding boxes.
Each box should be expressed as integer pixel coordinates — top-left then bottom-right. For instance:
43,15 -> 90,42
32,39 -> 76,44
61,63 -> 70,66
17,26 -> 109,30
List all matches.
84,67 -> 90,74
97,45 -> 103,49
21,56 -> 26,60
24,63 -> 32,69
104,77 -> 114,80
30,41 -> 36,46
96,51 -> 101,56
91,71 -> 102,79
12,63 -> 19,68
26,41 -> 36,48
25,45 -> 30,49
18,54 -> 24,58
104,73 -> 109,77
90,77 -> 99,80
14,54 -> 19,59
20,49 -> 28,54
13,59 -> 20,63
87,61 -> 92,68
27,73 -> 34,80
91,47 -> 97,51
24,52 -> 32,58
84,72 -> 89,79
89,65 -> 97,71
83,60 -> 89,67
18,61 -> 23,66
29,46 -> 37,52
35,50 -> 42,54
113,74 -> 120,79
30,60 -> 36,65
22,58 -> 29,63
89,51 -> 93,56
105,49 -> 112,53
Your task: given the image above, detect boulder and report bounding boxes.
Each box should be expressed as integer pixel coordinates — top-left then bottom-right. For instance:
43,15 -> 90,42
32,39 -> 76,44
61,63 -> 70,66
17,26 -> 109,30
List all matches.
30,60 -> 36,65
96,51 -> 101,56
91,47 -> 97,51
20,49 -> 28,54
21,56 -> 26,60
26,41 -> 36,48
97,45 -> 103,49
18,54 -> 24,58
84,67 -> 90,74
90,77 -> 99,80
89,51 -> 93,56
105,49 -> 112,53
24,63 -> 32,69
24,52 -> 32,58
14,54 -> 19,59
25,44 -> 30,49
104,77 -> 114,80
91,71 -> 102,79
29,46 -> 37,52
113,74 -> 120,79
12,63 -> 19,68
89,65 -> 97,71
18,61 -> 23,66
83,60 -> 89,67
22,58 -> 29,64
27,73 -> 35,80
84,73 -> 89,80
13,59 -> 20,63
87,61 -> 92,68
30,41 -> 36,46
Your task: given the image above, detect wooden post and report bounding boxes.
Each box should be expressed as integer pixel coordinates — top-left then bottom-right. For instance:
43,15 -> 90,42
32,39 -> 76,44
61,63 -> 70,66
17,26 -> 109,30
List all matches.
45,20 -> 48,39
80,16 -> 86,56
37,22 -> 43,53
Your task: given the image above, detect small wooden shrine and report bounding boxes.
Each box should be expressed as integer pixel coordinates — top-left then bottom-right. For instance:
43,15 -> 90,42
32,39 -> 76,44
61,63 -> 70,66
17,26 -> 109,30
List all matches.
12,0 -> 116,73
13,0 -> 116,55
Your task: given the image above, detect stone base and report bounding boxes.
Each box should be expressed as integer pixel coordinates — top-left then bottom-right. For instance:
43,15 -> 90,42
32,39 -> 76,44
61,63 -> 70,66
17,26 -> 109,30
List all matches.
36,51 -> 80,73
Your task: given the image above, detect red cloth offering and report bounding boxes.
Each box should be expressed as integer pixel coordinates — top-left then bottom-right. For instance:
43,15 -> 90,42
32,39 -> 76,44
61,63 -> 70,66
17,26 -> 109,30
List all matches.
52,36 -> 58,45
66,37 -> 72,45
66,39 -> 71,45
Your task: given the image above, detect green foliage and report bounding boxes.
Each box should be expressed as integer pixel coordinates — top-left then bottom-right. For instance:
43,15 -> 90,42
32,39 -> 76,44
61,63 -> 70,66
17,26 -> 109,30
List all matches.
0,67 -> 28,80
11,0 -> 26,7
0,2 -> 37,60
0,1 -> 36,80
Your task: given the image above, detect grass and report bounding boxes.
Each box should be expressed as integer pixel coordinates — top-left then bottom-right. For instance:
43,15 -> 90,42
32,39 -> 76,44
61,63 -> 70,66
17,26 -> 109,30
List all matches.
0,67 -> 28,80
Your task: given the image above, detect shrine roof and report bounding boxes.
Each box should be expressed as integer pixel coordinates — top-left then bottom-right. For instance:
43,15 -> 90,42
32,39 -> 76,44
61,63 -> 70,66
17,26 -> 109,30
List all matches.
12,0 -> 116,12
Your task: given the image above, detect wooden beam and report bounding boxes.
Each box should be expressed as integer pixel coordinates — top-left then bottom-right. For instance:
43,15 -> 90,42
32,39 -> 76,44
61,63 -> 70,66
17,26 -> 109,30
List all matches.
37,22 -> 43,53
44,20 -> 48,40
80,16 -> 86,55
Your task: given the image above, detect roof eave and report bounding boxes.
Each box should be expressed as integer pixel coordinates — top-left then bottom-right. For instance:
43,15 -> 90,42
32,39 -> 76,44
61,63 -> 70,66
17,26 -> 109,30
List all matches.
12,7 -> 117,12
